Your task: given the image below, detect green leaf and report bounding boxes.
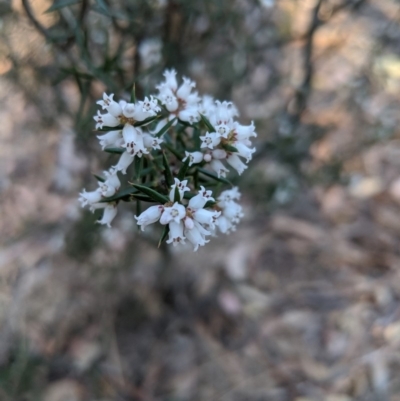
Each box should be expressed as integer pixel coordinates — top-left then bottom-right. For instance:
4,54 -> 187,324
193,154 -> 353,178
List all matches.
163,143 -> 183,160
132,184 -> 169,204
100,187 -> 138,203
104,147 -> 125,154
205,201 -> 216,208
183,192 -> 196,200
134,115 -> 159,127
155,117 -> 176,138
96,125 -> 124,132
177,156 -> 190,181
158,225 -> 170,248
134,157 -> 143,179
93,174 -> 105,182
222,144 -> 239,153
173,185 -> 180,203
130,83 -> 136,104
193,127 -> 201,149
198,168 -> 231,184
45,0 -> 80,13
200,114 -> 216,132
162,151 -> 174,187
131,194 -> 155,202
136,199 -> 141,218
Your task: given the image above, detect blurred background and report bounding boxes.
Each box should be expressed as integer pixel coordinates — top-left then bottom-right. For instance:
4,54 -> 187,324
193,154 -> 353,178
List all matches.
2,0 -> 400,400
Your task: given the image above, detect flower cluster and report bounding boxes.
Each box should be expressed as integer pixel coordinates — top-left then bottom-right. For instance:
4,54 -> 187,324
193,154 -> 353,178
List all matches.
78,70 -> 257,250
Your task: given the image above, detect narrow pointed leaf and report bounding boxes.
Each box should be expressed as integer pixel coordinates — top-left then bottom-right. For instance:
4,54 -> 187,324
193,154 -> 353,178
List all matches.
173,186 -> 180,203
96,125 -> 124,132
136,199 -> 141,218
130,83 -> 136,104
177,157 -> 190,181
134,115 -> 159,127
222,144 -> 239,153
155,117 -> 176,138
158,225 -> 170,248
132,184 -> 169,203
134,157 -> 143,179
131,194 -> 155,202
163,143 -> 183,160
183,192 -> 196,200
162,151 -> 174,187
93,174 -> 105,182
198,168 -> 231,184
104,147 -> 125,154
200,114 -> 216,132
205,201 -> 216,208
100,187 -> 138,203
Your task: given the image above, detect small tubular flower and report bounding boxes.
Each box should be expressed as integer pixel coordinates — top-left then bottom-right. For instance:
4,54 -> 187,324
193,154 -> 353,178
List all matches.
200,132 -> 221,149
94,111 -> 120,130
166,221 -> 186,246
79,189 -> 102,207
97,130 -> 123,150
135,205 -> 164,231
226,154 -> 248,175
114,151 -> 134,174
183,151 -> 203,166
188,186 -> 214,210
185,225 -> 210,251
169,178 -> 190,202
160,202 -> 186,225
210,159 -> 229,178
97,204 -> 118,227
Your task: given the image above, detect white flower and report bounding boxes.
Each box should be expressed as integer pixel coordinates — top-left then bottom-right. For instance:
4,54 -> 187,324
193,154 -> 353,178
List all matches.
88,202 -> 107,213
198,95 -> 215,117
97,130 -> 123,150
200,132 -> 221,149
163,69 -> 178,91
79,189 -> 102,207
211,149 -> 227,159
135,205 -> 164,231
210,159 -> 229,177
122,103 -> 136,118
215,123 -> 231,139
192,208 -> 220,230
122,125 -> 148,157
166,221 -> 186,246
98,168 -> 121,197
97,93 -> 122,117
222,201 -> 243,223
143,133 -> 163,150
178,107 -> 200,124
158,86 -> 179,112
203,153 -> 212,162
97,203 -> 118,227
218,187 -> 241,204
160,202 -> 186,225
114,151 -> 134,174
94,111 -> 120,130
185,224 -> 210,251
184,216 -> 194,230
235,142 -> 256,162
213,100 -> 238,124
176,77 -> 196,100
216,215 -> 233,234
183,151 -> 203,166
139,96 -> 161,116
234,121 -> 257,140
226,154 -> 248,175
169,178 -> 190,202
188,186 -> 214,210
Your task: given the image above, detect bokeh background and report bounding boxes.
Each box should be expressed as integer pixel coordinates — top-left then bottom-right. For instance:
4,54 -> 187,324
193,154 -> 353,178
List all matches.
2,0 -> 400,400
